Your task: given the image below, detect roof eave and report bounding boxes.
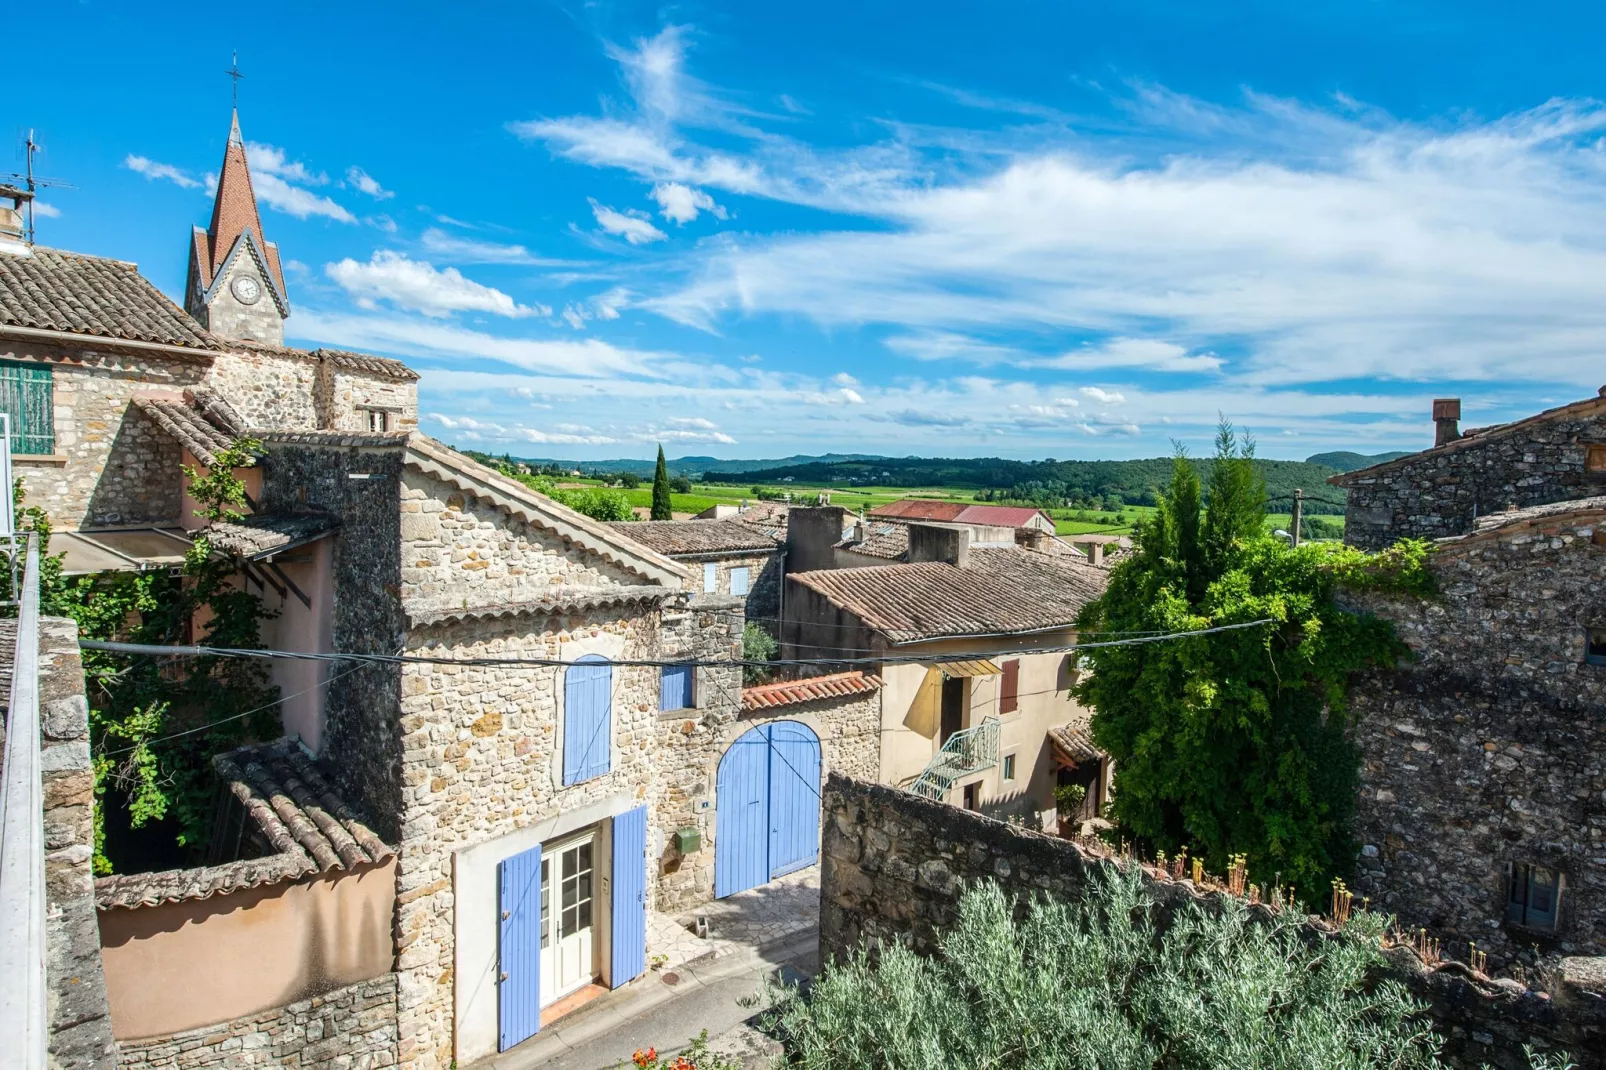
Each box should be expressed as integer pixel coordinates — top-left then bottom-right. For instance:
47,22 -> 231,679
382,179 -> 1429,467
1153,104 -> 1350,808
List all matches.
0,324 -> 219,361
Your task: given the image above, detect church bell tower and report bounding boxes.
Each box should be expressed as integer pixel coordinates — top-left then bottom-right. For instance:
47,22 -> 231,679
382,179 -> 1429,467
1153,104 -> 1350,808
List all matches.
184,109 -> 290,346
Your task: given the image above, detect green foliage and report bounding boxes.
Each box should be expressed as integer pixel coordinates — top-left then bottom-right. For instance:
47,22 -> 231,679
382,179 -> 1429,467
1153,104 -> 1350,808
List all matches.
557,486 -> 634,522
1073,423 -> 1415,902
741,623 -> 778,685
624,1030 -> 742,1070
651,445 -> 674,520
670,475 -> 693,494
618,471 -> 642,490
1053,783 -> 1087,816
770,874 -> 1447,1069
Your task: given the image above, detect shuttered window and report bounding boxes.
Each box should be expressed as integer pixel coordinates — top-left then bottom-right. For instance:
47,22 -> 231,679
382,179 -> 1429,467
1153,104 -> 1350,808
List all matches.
1000,658 -> 1020,714
0,361 -> 54,455
660,664 -> 693,711
562,656 -> 613,785
703,563 -> 717,593
730,567 -> 750,596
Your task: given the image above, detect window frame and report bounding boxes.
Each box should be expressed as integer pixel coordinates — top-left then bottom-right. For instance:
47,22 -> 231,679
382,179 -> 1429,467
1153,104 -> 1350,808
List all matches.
1586,443 -> 1606,473
0,359 -> 55,456
729,566 -> 750,597
659,663 -> 695,712
1000,658 -> 1020,715
1586,627 -> 1606,667
702,562 -> 718,593
1506,862 -> 1563,931
361,407 -> 391,432
1002,752 -> 1017,782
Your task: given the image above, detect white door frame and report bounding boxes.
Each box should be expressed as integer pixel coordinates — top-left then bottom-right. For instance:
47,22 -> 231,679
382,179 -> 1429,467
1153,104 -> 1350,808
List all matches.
541,827 -> 601,1006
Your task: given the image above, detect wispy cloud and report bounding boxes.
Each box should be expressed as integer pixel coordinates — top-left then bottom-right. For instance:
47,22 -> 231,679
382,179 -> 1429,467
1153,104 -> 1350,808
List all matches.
124,154 -> 201,189
419,227 -> 576,266
239,142 -> 354,222
325,251 -> 548,318
345,166 -> 394,200
589,199 -> 667,244
651,181 -> 726,224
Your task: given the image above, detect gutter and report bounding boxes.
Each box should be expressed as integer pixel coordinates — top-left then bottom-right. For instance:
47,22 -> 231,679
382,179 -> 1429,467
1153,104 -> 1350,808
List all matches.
0,324 -> 218,362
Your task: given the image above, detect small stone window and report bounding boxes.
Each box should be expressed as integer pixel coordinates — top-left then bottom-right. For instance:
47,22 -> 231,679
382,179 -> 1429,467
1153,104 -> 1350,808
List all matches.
1588,444 -> 1606,473
1506,862 -> 1563,930
362,408 -> 391,432
1587,628 -> 1606,667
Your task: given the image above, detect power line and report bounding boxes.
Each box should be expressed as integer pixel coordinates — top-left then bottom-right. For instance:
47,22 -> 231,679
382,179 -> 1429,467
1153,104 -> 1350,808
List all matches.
80,618 -> 1276,672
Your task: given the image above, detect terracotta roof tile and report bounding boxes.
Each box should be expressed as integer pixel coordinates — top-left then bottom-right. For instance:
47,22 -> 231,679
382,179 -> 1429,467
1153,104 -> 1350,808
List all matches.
605,519 -> 779,556
407,585 -> 677,628
1048,723 -> 1104,766
790,546 -> 1107,644
205,513 -> 340,559
741,671 -> 882,711
0,247 -> 220,351
95,739 -> 392,910
869,500 -> 968,522
316,347 -> 420,382
131,393 -> 238,467
837,519 -> 909,560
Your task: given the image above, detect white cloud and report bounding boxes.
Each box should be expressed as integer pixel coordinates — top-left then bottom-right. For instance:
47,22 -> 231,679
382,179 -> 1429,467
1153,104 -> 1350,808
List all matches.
1080,387 -> 1126,404
124,155 -> 200,189
1039,338 -> 1223,374
346,166 -> 394,200
589,199 -> 667,244
650,182 -> 726,224
32,202 -> 61,219
324,252 -> 547,318
231,142 -> 354,222
668,416 -> 719,429
832,372 -> 859,386
420,227 -> 569,265
245,143 -> 327,185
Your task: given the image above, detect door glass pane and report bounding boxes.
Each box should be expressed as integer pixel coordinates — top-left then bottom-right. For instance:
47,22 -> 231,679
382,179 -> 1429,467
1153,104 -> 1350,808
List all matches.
540,858 -> 551,948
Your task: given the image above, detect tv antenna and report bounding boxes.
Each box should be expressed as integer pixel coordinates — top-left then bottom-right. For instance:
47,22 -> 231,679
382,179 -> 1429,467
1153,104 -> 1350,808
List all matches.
1,130 -> 75,243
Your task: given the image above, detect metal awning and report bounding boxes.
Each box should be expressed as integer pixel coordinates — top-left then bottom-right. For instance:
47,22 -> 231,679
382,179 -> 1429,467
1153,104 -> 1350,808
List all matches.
938,659 -> 1002,678
54,528 -> 193,575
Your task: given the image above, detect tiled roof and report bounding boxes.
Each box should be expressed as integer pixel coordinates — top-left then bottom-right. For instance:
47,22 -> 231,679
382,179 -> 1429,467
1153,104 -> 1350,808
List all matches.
731,501 -> 790,540
256,428 -> 412,448
1048,723 -> 1105,766
1442,495 -> 1606,546
0,246 -> 220,352
837,519 -> 909,560
867,500 -> 1053,529
741,671 -> 882,711
189,112 -> 289,308
205,514 -> 339,559
407,585 -> 677,628
96,739 -> 392,910
1329,389 -> 1606,486
317,347 -> 420,382
132,396 -> 237,468
790,546 -> 1107,644
605,519 -> 778,557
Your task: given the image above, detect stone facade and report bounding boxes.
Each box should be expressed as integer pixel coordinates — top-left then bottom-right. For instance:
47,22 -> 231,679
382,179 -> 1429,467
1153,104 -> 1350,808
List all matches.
1336,396 -> 1606,550
689,551 -> 782,630
317,366 -> 418,433
1344,507 -> 1606,967
114,975 -> 398,1069
819,773 -> 1606,1069
201,346 -> 319,429
191,254 -> 284,348
39,616 -> 118,1068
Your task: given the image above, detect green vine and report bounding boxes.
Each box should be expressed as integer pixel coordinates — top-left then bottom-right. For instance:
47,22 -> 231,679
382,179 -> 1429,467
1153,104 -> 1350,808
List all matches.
14,438 -> 280,874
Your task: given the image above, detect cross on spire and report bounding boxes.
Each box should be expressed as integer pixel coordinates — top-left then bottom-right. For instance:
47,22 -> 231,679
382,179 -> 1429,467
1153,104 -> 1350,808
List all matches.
225,51 -> 244,108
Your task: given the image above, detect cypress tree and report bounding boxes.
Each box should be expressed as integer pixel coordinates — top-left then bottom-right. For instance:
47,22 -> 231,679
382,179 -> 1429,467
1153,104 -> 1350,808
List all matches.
650,445 -> 673,520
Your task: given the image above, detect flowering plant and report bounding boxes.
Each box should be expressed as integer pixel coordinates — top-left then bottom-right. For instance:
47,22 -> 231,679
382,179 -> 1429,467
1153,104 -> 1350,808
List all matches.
626,1031 -> 739,1070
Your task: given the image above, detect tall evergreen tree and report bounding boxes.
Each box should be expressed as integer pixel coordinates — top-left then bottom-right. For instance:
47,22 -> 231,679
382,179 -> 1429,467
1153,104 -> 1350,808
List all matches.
650,445 -> 673,520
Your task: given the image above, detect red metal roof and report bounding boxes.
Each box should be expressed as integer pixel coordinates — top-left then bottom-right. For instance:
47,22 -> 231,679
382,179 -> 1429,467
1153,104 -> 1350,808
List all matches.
866,499 -> 1051,529
741,671 -> 882,711
868,499 -> 968,522
953,504 -> 1053,528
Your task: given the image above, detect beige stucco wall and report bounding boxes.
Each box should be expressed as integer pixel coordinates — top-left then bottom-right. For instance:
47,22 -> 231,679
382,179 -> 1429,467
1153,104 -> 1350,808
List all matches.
877,630 -> 1086,828
255,537 -> 336,751
97,858 -> 397,1041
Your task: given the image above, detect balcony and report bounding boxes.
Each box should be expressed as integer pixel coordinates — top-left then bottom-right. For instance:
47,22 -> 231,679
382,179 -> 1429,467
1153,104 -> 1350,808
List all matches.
907,717 -> 1000,801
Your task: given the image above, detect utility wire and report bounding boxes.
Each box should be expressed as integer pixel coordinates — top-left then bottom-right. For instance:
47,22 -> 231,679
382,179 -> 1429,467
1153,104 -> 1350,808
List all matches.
80,618 -> 1275,672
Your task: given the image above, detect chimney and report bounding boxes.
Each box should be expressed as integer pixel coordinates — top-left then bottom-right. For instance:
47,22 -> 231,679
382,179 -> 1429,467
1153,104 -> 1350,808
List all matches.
785,506 -> 847,574
1432,398 -> 1461,447
1015,528 -> 1047,552
907,522 -> 970,567
1089,542 -> 1104,567
0,185 -> 32,256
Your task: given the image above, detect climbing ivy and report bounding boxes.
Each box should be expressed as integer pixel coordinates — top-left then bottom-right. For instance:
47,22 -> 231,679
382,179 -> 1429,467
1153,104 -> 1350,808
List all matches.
12,438 -> 280,874
1073,423 -> 1433,903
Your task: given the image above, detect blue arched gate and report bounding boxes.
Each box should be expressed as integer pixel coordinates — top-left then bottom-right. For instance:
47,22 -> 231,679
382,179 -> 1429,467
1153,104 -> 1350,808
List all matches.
714,721 -> 822,898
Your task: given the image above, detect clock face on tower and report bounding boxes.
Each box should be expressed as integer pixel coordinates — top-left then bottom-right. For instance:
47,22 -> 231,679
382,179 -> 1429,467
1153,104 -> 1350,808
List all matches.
231,274 -> 262,305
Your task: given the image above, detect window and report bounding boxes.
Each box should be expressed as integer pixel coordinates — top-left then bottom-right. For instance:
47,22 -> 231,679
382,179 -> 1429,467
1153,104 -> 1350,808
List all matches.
1002,753 -> 1017,781
1588,628 -> 1606,667
703,562 -> 717,593
1000,659 -> 1020,714
562,655 -> 612,785
1587,444 -> 1606,472
363,408 -> 391,432
0,360 -> 54,455
1506,863 -> 1562,930
660,663 -> 694,711
729,566 -> 750,596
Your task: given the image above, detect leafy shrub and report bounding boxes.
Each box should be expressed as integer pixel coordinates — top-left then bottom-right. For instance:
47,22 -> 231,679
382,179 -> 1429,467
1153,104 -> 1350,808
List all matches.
772,874 -> 1446,1070
742,623 -> 778,684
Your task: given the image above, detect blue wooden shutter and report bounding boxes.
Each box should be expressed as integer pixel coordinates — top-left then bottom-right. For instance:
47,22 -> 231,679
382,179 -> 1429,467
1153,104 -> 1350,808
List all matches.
499,844 -> 543,1051
730,568 -> 750,596
766,721 -> 822,879
660,664 -> 692,711
0,361 -> 54,455
703,562 -> 717,593
563,656 -> 612,785
611,805 -> 648,986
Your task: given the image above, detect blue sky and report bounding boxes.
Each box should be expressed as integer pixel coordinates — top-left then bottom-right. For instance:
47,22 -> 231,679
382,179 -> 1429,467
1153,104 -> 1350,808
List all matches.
18,1 -> 1606,462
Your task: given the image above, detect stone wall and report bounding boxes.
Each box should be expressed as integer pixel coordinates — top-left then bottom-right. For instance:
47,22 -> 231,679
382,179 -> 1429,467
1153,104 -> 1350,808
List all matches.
1339,401 -> 1606,549
39,616 -> 118,1068
398,468 -> 645,615
393,603 -> 664,1070
114,975 -> 397,1069
203,347 -> 319,430
257,442 -> 406,839
1344,511 -> 1606,967
191,256 -> 285,348
1,340 -> 208,529
317,367 -> 418,433
819,774 -> 1606,1069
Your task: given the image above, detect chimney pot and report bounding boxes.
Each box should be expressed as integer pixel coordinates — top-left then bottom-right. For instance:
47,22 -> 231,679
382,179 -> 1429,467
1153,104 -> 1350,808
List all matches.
1432,397 -> 1461,447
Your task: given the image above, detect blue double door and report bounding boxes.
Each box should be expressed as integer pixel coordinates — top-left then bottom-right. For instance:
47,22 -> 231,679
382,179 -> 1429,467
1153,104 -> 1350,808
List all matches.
715,721 -> 823,898
497,805 -> 648,1052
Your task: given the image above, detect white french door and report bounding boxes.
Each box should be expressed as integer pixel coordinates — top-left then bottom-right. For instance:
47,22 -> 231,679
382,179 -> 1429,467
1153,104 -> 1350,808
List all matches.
539,830 -> 599,1006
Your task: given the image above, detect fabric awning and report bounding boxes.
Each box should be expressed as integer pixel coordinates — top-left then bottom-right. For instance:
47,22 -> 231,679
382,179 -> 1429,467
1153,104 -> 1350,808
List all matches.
938,659 -> 1002,678
54,528 -> 192,575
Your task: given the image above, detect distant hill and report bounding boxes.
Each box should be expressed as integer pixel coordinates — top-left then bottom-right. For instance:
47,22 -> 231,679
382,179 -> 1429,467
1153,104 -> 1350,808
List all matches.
720,455 -> 1351,515
1304,451 -> 1412,473
495,452 -> 890,479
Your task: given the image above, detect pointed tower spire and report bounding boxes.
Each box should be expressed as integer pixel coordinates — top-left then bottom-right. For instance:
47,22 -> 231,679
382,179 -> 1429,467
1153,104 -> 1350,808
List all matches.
184,102 -> 289,345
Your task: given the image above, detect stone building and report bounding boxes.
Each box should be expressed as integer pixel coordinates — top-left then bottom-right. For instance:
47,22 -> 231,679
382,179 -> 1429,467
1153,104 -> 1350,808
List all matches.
1345,497 -> 1606,968
1332,391 -> 1606,550
604,517 -> 784,626
781,511 -> 1110,828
